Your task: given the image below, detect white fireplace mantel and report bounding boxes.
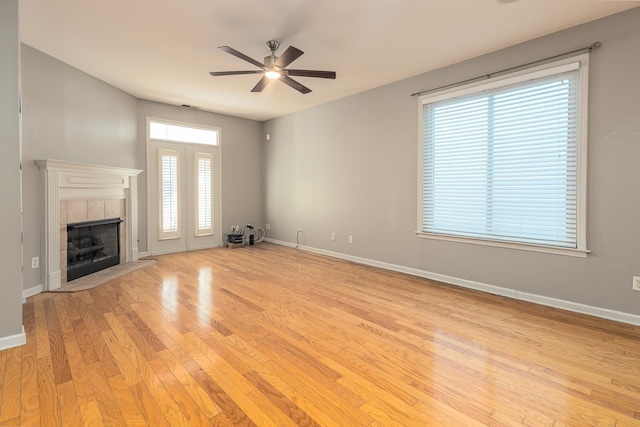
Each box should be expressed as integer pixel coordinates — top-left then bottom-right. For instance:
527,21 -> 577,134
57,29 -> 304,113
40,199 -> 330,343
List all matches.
35,160 -> 143,291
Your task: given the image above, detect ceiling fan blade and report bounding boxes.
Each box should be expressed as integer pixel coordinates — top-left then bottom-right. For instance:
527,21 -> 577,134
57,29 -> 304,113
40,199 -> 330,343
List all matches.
286,69 -> 336,79
218,46 -> 264,69
251,76 -> 271,93
209,70 -> 264,76
280,76 -> 311,94
275,46 -> 304,69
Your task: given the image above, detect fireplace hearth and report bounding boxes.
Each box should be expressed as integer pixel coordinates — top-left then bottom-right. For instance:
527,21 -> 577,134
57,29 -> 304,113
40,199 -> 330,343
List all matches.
67,218 -> 123,281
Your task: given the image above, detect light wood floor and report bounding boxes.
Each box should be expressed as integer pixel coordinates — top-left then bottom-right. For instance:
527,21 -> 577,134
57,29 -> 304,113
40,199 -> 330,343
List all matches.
2,243 -> 639,426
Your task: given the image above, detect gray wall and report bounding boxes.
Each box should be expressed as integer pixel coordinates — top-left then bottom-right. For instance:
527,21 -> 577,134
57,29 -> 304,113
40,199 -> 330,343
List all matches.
0,0 -> 24,338
263,8 -> 640,316
136,101 -> 263,251
21,45 -> 139,291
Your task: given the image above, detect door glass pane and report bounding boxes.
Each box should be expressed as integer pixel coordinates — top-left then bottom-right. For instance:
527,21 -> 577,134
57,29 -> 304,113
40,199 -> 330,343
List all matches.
159,150 -> 180,239
195,153 -> 213,236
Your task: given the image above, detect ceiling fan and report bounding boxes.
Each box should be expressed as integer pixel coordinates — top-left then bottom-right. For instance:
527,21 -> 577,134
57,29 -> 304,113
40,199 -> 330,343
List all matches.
209,40 -> 336,94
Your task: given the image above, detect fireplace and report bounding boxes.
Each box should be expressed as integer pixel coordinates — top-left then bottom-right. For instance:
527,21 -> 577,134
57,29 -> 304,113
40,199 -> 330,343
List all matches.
36,160 -> 142,291
67,218 -> 123,281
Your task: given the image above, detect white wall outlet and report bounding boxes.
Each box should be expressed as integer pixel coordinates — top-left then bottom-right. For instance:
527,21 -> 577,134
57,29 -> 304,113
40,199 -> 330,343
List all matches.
633,276 -> 640,292
331,232 -> 335,241
348,235 -> 353,244
31,256 -> 39,269
265,224 -> 271,230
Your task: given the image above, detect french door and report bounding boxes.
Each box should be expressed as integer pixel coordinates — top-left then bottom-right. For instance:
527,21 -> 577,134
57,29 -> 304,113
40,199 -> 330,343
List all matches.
148,140 -> 221,255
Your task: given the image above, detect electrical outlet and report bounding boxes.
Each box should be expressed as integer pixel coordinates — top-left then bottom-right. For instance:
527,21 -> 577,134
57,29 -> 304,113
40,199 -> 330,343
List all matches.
31,257 -> 39,269
331,232 -> 335,241
348,235 -> 353,244
633,276 -> 640,292
265,224 -> 271,230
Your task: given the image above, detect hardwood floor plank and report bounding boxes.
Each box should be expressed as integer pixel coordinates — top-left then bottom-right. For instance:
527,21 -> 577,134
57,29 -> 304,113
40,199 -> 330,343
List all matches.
129,381 -> 171,427
44,299 -> 72,385
156,350 -> 222,419
64,338 -> 96,406
4,244 -> 639,426
148,357 -> 213,427
102,330 -> 141,386
244,370 -> 320,426
79,399 -> 106,426
186,349 -> 283,427
0,347 -> 21,423
0,348 -> 6,391
57,380 -> 82,426
21,299 -> 37,360
81,310 -> 121,378
181,352 -> 257,426
244,389 -> 300,427
54,296 -> 76,344
116,313 -> 159,361
20,354 -> 40,427
71,315 -> 100,366
107,374 -> 148,427
126,310 -> 167,353
37,356 -> 62,427
263,359 -> 372,427
85,362 -> 128,426
34,297 -> 52,360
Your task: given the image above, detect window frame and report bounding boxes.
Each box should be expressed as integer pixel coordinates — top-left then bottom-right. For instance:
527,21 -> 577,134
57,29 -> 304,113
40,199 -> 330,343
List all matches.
416,54 -> 590,257
148,118 -> 220,146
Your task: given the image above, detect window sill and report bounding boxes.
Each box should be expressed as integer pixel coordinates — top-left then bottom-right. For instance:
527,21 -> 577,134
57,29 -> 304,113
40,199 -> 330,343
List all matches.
415,231 -> 589,258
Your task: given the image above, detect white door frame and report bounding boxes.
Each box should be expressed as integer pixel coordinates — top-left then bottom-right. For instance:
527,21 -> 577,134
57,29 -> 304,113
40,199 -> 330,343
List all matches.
145,116 -> 223,255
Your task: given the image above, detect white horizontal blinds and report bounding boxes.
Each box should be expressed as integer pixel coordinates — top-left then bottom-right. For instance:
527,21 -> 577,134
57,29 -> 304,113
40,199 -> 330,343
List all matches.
195,152 -> 214,236
159,149 -> 180,240
422,69 -> 580,248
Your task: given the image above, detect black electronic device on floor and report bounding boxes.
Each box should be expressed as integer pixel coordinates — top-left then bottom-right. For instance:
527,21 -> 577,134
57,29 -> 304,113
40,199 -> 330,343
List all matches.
227,234 -> 243,244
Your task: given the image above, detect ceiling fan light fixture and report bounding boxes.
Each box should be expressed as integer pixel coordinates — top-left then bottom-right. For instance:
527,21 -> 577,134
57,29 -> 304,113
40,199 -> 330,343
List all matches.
265,69 -> 281,79
212,41 -> 336,94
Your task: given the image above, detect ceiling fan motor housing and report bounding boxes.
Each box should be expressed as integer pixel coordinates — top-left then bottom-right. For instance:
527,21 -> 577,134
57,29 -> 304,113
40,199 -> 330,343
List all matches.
264,55 -> 276,69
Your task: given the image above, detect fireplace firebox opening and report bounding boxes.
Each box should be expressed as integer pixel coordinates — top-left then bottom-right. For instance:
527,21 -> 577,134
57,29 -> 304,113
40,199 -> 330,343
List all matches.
67,218 -> 123,281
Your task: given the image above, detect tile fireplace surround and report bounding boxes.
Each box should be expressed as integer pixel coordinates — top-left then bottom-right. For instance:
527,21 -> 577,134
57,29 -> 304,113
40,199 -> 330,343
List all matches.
35,160 -> 142,291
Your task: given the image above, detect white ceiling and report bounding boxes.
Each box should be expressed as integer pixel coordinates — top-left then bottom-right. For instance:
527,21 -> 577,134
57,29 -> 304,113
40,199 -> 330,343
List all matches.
20,0 -> 638,121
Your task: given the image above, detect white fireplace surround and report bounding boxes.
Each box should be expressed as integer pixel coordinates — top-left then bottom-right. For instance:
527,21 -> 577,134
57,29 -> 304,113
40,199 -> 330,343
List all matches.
36,160 -> 142,291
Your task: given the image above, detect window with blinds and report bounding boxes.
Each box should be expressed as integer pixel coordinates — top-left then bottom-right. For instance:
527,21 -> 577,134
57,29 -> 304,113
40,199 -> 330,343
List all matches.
195,152 -> 214,236
159,149 -> 181,240
419,56 -> 588,254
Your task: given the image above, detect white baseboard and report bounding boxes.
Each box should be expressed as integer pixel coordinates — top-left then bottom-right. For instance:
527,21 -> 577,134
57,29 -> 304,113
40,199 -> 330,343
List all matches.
189,243 -> 222,252
264,238 -> 640,326
0,326 -> 26,351
265,238 -> 296,248
149,243 -> 221,257
23,284 -> 43,300
137,251 -> 150,258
